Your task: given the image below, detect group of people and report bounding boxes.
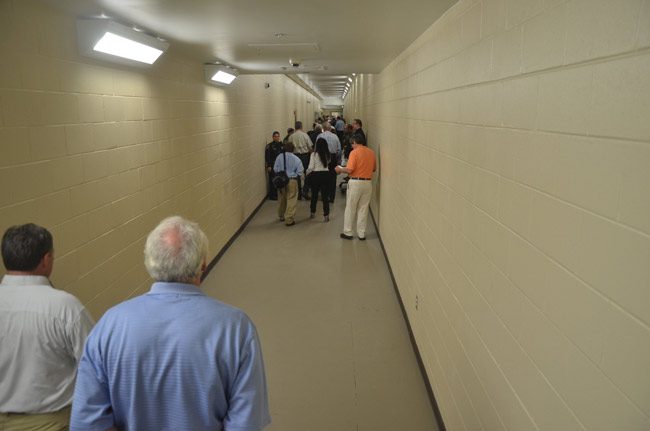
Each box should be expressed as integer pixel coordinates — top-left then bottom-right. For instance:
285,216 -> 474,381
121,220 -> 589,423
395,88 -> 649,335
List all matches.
0,116 -> 374,431
265,116 -> 375,240
0,218 -> 270,431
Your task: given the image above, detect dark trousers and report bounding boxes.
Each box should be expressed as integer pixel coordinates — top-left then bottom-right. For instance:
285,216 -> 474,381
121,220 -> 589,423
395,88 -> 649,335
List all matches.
328,152 -> 340,203
297,153 -> 311,199
309,171 -> 331,216
267,170 -> 277,199
328,171 -> 337,203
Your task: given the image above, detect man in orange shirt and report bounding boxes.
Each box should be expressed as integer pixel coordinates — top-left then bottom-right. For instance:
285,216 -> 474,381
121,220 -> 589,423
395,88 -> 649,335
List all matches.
335,134 -> 376,240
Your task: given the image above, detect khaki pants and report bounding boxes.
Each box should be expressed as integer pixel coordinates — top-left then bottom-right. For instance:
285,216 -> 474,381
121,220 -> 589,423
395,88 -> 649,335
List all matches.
278,179 -> 298,224
343,179 -> 372,238
0,406 -> 70,431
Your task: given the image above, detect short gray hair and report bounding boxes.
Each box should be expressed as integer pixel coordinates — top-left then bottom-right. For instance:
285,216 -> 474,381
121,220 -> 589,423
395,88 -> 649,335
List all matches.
144,216 -> 209,283
322,122 -> 332,131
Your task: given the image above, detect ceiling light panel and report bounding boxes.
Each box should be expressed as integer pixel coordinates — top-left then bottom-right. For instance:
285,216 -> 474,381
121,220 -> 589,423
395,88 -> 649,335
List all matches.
204,64 -> 239,86
77,18 -> 169,66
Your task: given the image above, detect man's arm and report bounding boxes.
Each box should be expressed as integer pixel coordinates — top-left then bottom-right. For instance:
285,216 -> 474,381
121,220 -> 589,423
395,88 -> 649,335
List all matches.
296,155 -> 304,178
70,337 -> 116,431
273,154 -> 282,173
335,151 -> 355,174
223,328 -> 271,431
70,307 -> 94,362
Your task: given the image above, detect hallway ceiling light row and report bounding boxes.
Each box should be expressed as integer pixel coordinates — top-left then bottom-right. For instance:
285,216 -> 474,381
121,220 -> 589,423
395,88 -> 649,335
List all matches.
77,18 -> 240,86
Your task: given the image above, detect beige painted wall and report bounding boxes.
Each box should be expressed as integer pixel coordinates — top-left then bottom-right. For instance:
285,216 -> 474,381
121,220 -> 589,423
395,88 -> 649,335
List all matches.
346,0 -> 650,429
0,0 -> 320,318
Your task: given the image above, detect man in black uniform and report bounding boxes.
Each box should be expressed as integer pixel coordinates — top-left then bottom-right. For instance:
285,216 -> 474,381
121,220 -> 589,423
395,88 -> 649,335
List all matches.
265,131 -> 284,200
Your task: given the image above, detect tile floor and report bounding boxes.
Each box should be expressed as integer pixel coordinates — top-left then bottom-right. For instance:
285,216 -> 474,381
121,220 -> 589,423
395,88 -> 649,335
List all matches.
202,192 -> 439,431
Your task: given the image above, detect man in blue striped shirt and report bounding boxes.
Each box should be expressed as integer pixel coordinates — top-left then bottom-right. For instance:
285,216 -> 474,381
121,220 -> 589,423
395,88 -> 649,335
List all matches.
70,216 -> 270,431
274,142 -> 304,226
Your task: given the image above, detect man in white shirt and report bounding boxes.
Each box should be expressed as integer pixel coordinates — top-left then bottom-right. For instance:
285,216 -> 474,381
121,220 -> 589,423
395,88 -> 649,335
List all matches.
288,121 -> 313,200
0,223 -> 94,430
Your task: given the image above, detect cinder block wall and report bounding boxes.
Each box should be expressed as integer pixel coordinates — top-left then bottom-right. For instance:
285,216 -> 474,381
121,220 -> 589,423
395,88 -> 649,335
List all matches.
346,0 -> 650,429
0,0 -> 320,318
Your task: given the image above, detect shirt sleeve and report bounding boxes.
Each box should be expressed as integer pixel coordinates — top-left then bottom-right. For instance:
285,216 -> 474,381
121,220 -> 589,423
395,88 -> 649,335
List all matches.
346,150 -> 357,174
70,333 -> 116,431
296,156 -> 304,177
223,326 -> 271,431
71,307 -> 95,362
307,153 -> 315,175
273,154 -> 283,173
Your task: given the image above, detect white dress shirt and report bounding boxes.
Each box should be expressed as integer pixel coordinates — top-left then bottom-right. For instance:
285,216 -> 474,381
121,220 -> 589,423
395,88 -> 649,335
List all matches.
0,275 -> 94,413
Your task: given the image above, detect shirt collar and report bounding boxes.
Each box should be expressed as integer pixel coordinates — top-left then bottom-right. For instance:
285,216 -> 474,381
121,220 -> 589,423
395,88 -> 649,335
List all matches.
1,274 -> 51,286
148,282 -> 205,296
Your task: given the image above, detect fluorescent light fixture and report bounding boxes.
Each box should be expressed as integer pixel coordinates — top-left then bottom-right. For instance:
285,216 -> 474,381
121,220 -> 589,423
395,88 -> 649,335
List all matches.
204,64 -> 239,86
348,77 -> 352,82
211,70 -> 236,84
94,32 -> 163,64
77,19 -> 168,67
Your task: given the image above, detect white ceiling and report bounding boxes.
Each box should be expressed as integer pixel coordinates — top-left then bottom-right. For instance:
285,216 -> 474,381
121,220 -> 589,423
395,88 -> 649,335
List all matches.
48,0 -> 457,99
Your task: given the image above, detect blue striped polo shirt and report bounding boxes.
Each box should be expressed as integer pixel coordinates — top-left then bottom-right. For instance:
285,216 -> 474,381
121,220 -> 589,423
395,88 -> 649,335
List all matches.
70,282 -> 270,431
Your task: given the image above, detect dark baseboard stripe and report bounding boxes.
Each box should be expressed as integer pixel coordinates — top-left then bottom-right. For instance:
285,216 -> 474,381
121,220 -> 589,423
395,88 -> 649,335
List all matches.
202,196 -> 267,281
369,209 -> 447,431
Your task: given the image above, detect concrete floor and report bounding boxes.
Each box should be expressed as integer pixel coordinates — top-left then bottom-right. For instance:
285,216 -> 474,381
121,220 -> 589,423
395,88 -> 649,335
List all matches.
201,192 -> 439,431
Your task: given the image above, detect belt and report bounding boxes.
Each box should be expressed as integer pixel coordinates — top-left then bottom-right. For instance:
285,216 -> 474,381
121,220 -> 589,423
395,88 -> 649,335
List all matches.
350,177 -> 371,180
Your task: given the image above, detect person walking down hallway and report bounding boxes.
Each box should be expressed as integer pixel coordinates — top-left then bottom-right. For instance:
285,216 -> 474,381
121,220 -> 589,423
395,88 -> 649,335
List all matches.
288,121 -> 313,200
274,142 -> 304,226
70,216 -> 270,431
265,131 -> 283,200
0,223 -> 94,431
316,122 -> 342,204
307,138 -> 335,222
352,118 -> 366,143
335,134 -> 376,240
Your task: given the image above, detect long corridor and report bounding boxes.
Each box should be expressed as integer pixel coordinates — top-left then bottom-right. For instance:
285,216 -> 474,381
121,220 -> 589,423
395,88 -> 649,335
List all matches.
201,194 -> 439,431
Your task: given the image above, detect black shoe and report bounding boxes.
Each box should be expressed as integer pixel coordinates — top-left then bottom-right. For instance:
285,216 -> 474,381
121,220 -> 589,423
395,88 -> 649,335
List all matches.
358,236 -> 366,241
310,213 -> 315,219
286,221 -> 295,226
324,215 -> 329,222
340,233 -> 353,240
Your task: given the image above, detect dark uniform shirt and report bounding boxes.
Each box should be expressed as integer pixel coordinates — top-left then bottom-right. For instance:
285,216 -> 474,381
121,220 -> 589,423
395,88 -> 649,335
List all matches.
265,141 -> 284,169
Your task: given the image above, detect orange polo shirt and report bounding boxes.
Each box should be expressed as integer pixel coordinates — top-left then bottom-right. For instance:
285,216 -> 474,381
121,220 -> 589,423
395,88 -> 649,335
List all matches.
346,145 -> 376,179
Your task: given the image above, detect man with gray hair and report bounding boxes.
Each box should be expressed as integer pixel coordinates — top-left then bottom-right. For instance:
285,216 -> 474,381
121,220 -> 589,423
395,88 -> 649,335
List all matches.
70,216 -> 270,431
